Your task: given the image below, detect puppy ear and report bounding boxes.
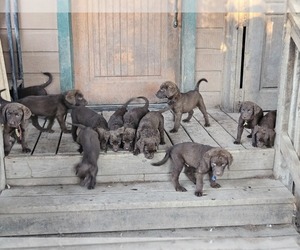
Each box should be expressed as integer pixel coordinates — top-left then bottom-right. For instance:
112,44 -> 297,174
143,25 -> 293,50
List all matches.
223,150 -> 233,169
253,103 -> 262,116
1,104 -> 8,123
202,148 -> 217,170
267,129 -> 276,147
65,90 -> 78,105
20,104 -> 32,120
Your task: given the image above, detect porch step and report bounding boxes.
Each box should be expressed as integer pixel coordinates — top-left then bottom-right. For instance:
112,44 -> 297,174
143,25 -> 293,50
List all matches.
0,178 -> 294,236
4,148 -> 274,186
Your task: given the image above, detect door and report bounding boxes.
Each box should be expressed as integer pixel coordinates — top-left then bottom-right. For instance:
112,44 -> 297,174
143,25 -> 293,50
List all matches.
223,8 -> 285,111
72,0 -> 180,105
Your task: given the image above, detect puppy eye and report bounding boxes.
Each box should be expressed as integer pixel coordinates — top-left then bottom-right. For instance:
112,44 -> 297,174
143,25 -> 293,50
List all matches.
211,163 -> 216,167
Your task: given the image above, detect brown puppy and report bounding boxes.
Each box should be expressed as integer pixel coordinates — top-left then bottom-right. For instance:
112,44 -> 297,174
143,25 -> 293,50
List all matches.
234,101 -> 263,144
18,90 -> 87,133
252,110 -> 277,148
1,103 -> 32,156
75,126 -> 100,189
10,72 -> 53,99
156,78 -> 210,133
152,142 -> 233,197
133,110 -> 166,159
107,98 -> 135,152
122,96 -> 149,151
71,106 -> 110,152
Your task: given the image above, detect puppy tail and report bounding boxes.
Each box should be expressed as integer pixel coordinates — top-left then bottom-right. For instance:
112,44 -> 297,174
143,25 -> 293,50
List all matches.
151,148 -> 171,166
39,72 -> 53,88
136,96 -> 149,110
195,78 -> 208,91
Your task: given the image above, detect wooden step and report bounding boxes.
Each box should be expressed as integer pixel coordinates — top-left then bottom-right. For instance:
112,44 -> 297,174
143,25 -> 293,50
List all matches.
0,178 -> 294,236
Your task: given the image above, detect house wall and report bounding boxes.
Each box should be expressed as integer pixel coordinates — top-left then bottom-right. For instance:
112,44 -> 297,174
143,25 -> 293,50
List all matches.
0,1 -> 60,95
195,13 -> 225,108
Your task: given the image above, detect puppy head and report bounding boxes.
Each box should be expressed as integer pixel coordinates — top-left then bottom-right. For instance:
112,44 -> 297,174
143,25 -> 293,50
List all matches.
122,127 -> 136,151
64,90 -> 88,106
109,127 -> 124,152
203,148 -> 233,177
156,81 -> 180,99
253,125 -> 276,148
2,103 -> 31,127
239,101 -> 262,121
137,137 -> 159,159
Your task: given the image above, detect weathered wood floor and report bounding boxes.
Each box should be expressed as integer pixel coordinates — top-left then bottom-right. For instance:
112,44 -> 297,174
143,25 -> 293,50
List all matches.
4,107 -> 275,186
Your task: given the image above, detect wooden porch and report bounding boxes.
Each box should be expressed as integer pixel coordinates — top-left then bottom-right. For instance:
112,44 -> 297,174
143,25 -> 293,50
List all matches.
0,107 -> 295,238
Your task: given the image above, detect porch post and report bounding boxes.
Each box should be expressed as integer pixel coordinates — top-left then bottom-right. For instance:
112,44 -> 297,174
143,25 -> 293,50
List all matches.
180,0 -> 197,92
57,0 -> 74,92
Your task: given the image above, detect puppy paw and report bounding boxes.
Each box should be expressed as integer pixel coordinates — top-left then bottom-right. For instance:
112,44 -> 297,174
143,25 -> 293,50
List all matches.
175,186 -> 187,192
210,182 -> 221,188
233,140 -> 240,144
194,191 -> 203,197
204,123 -> 210,127
247,134 -> 252,138
170,129 -> 178,133
182,119 -> 190,123
252,143 -> 257,147
160,141 -> 166,145
22,147 -> 31,153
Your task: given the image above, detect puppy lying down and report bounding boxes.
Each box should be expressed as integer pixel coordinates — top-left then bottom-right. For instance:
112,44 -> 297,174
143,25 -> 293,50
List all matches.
152,142 -> 233,197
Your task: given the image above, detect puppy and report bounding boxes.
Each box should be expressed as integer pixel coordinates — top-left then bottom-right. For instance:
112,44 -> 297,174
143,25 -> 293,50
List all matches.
122,96 -> 149,151
10,72 -> 53,99
133,110 -> 166,159
252,110 -> 277,148
234,101 -> 263,144
152,142 -> 233,197
71,106 -> 110,152
107,98 -> 134,152
156,78 -> 210,133
18,90 -> 87,133
1,103 -> 32,156
74,126 -> 100,189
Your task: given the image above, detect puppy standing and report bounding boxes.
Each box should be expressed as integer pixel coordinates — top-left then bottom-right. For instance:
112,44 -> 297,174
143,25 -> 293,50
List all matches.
152,142 -> 233,197
10,72 -> 53,99
71,106 -> 110,152
75,126 -> 100,190
252,110 -> 277,148
107,98 -> 135,152
133,110 -> 166,159
234,101 -> 263,144
156,78 -> 210,133
122,96 -> 149,151
1,103 -> 32,156
18,90 -> 87,133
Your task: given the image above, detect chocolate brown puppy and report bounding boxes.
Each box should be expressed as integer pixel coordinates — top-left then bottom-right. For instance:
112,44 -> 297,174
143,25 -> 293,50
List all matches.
156,78 -> 210,133
10,72 -> 53,99
234,101 -> 263,144
75,126 -> 100,190
133,110 -> 166,159
71,106 -> 110,152
252,110 -> 277,148
152,142 -> 233,197
1,103 -> 32,156
18,89 -> 87,133
122,96 -> 149,151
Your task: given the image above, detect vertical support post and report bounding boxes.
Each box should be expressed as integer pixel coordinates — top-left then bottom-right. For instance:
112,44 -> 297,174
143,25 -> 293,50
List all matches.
180,0 -> 197,92
57,0 -> 74,92
0,125 -> 6,191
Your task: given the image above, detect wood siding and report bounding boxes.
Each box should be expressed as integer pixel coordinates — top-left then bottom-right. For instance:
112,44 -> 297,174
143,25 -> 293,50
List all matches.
0,3 -> 60,95
195,12 -> 225,108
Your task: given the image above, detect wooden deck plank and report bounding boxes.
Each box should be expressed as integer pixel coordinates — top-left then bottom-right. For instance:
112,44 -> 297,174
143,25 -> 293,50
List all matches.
193,110 -> 245,149
208,109 -> 254,149
162,111 -> 192,144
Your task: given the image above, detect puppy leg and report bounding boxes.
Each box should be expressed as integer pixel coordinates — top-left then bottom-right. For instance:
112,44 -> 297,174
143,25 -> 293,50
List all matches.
20,125 -> 31,153
3,130 -> 12,156
32,116 -> 48,132
195,172 -> 205,197
45,117 -> 55,133
56,114 -> 70,133
170,112 -> 182,133
234,124 -> 244,144
208,171 -> 221,188
170,158 -> 186,192
183,110 -> 194,123
184,166 -> 196,184
88,166 -> 98,189
197,101 -> 210,127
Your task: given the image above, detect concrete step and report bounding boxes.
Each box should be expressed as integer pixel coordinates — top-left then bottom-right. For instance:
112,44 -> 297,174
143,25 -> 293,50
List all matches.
0,178 -> 294,236
4,148 -> 274,186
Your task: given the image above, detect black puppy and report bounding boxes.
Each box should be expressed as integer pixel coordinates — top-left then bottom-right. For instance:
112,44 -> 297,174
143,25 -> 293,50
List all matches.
75,126 -> 100,190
